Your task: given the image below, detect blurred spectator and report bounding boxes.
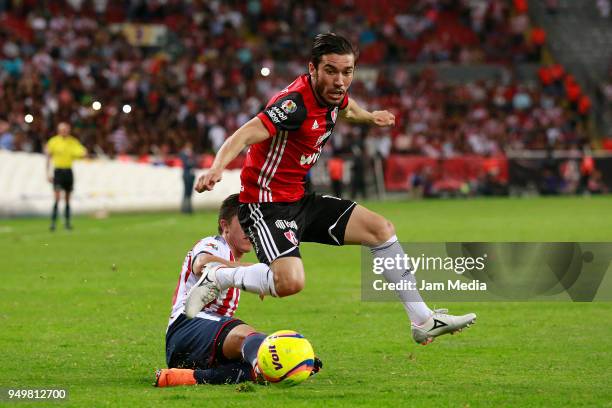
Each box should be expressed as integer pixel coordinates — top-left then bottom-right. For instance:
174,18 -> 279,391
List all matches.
350,146 -> 368,200
545,0 -> 560,14
560,159 -> 580,194
0,0 -> 552,159
0,119 -> 14,150
588,170 -> 606,194
579,153 -> 595,193
327,155 -> 344,198
208,119 -> 227,154
597,0 -> 611,18
179,142 -> 196,214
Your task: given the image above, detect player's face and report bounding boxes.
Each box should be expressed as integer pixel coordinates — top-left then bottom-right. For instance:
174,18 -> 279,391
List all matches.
225,216 -> 252,254
309,53 -> 355,106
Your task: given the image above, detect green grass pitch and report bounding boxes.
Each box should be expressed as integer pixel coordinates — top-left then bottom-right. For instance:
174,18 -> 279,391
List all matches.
0,196 -> 611,407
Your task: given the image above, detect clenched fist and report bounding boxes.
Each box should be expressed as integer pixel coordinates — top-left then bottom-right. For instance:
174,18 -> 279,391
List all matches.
371,110 -> 395,127
195,168 -> 223,192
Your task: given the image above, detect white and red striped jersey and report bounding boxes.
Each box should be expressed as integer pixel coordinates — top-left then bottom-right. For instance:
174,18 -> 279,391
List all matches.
239,74 -> 349,203
168,235 -> 240,328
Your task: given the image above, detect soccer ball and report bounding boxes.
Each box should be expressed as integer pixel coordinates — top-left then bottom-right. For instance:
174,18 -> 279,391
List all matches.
256,330 -> 315,386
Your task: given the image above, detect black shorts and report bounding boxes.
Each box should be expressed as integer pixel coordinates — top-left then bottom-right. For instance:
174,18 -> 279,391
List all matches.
238,193 -> 357,264
166,314 -> 245,369
53,168 -> 73,192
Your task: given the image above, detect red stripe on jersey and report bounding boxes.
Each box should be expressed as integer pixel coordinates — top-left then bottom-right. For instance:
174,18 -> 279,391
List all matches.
184,254 -> 192,283
215,287 -> 235,316
171,253 -> 192,306
229,289 -> 240,316
210,250 -> 238,317
170,274 -> 181,306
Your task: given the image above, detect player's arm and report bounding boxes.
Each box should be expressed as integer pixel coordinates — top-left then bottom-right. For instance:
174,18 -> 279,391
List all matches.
339,97 -> 395,127
195,117 -> 271,192
192,253 -> 252,276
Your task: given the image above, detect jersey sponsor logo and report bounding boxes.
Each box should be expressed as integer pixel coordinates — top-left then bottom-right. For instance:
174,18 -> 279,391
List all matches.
331,107 -> 338,123
275,219 -> 298,230
300,152 -> 321,166
281,99 -> 297,114
266,106 -> 288,124
311,119 -> 319,130
284,230 -> 299,246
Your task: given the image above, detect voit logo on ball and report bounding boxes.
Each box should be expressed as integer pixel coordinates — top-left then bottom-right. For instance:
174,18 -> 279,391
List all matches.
281,99 -> 297,114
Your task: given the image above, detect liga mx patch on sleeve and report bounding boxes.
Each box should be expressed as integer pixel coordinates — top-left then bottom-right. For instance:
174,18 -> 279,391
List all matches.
281,99 -> 297,113
263,93 -> 307,131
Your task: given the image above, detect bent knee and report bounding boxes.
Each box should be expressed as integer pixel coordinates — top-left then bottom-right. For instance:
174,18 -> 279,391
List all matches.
273,264 -> 305,297
227,325 -> 256,344
371,217 -> 395,244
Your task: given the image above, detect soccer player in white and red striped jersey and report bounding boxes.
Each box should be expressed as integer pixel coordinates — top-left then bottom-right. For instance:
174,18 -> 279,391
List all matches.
189,33 -> 476,346
157,194 -> 321,387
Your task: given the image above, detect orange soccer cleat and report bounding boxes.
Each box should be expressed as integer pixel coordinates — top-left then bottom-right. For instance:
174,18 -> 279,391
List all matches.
154,368 -> 197,387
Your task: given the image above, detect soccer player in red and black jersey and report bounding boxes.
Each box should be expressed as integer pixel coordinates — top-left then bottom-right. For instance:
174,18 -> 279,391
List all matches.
188,34 -> 476,345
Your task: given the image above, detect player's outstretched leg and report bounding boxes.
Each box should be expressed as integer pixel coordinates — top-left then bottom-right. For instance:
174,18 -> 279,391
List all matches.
344,205 -> 477,345
156,328 -> 323,387
185,263 -> 277,319
155,362 -> 255,387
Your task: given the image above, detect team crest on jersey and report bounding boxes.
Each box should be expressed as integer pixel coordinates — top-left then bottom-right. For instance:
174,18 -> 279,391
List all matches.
284,230 -> 299,246
331,107 -> 338,123
281,99 -> 297,114
206,242 -> 218,250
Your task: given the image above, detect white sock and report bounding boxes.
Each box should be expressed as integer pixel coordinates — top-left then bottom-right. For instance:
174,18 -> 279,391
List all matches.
215,263 -> 278,297
370,235 -> 432,325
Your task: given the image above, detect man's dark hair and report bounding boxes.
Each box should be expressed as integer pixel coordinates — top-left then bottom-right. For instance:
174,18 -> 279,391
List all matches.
218,193 -> 240,234
311,33 -> 357,68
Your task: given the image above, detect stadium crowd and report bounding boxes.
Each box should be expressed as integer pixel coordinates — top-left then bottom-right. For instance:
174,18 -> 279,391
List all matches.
0,0 -> 585,160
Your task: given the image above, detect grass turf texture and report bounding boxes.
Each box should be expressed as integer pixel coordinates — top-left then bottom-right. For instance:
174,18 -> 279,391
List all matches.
0,196 -> 611,407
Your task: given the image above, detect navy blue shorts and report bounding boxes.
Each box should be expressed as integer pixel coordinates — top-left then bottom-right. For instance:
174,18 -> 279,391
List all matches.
166,314 -> 245,369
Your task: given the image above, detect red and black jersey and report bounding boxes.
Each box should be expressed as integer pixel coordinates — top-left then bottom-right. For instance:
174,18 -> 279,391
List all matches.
239,74 -> 349,203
